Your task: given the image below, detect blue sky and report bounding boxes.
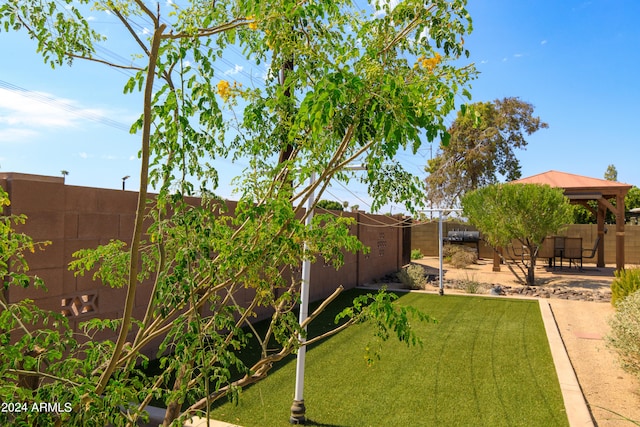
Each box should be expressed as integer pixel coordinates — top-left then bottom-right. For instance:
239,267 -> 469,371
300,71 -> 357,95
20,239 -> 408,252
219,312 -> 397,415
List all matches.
1,0 -> 638,213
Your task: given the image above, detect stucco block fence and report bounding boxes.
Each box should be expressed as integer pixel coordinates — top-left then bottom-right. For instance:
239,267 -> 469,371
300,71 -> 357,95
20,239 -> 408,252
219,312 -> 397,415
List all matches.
1,173 -> 410,357
411,220 -> 640,265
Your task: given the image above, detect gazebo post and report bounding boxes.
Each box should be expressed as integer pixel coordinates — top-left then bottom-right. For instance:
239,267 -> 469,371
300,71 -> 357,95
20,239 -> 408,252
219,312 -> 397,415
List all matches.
597,202 -> 606,268
616,192 -> 626,270
493,248 -> 501,272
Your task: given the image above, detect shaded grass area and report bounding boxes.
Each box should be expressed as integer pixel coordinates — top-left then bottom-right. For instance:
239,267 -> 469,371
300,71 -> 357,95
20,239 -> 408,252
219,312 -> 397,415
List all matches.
209,291 -> 568,427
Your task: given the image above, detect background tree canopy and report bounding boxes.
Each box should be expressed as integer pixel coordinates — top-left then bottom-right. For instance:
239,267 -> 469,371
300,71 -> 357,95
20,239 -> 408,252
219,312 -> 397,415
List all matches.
425,97 -> 548,207
317,200 -> 345,211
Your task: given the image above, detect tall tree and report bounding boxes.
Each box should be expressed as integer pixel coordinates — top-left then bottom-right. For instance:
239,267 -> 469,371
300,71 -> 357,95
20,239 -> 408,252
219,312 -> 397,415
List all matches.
462,183 -> 572,286
425,97 -> 548,206
0,1 -> 474,425
601,164 -> 621,223
605,164 -> 618,181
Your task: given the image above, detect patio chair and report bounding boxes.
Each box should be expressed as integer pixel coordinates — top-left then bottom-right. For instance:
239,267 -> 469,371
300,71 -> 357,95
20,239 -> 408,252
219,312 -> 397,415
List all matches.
507,240 -> 529,265
563,237 -> 583,269
582,235 -> 601,261
537,237 -> 555,268
510,238 -> 553,268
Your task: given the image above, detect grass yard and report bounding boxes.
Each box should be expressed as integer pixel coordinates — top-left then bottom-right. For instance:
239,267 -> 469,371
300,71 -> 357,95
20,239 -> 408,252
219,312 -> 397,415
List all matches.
208,290 -> 568,427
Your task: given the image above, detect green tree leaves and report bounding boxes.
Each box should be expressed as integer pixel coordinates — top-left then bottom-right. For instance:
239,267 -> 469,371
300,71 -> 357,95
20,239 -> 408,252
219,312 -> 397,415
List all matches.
426,97 -> 548,207
462,183 -> 572,285
1,0 -> 476,424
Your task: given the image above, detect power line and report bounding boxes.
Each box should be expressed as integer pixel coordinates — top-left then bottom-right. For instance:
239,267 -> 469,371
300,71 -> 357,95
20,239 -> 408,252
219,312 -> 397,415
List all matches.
329,178 -> 406,218
318,189 -> 416,229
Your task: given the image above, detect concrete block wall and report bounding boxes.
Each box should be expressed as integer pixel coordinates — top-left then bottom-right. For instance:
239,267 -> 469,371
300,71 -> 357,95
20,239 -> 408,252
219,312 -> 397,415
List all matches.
411,221 -> 494,259
1,173 -> 405,351
411,220 -> 640,265
356,213 -> 403,284
1,173 -> 141,338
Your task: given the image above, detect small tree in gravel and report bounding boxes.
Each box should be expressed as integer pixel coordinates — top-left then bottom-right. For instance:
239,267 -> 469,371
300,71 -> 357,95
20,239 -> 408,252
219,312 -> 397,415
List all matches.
462,183 -> 572,286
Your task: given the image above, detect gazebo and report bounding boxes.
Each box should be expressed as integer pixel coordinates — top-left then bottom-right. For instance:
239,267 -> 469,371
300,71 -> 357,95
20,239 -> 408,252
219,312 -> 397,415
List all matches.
513,170 -> 632,270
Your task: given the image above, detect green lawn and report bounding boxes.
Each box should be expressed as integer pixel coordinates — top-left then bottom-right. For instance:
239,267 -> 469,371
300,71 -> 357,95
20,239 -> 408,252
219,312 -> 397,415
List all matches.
208,290 -> 568,427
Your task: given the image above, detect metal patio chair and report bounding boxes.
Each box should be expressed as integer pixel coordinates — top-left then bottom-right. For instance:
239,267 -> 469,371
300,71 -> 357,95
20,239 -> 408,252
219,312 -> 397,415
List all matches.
563,237 -> 583,269
582,235 -> 601,262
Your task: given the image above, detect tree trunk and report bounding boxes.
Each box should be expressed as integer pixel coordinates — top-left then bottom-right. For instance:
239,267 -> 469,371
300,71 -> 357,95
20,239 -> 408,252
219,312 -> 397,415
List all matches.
527,254 -> 536,286
162,360 -> 191,426
94,22 -> 166,396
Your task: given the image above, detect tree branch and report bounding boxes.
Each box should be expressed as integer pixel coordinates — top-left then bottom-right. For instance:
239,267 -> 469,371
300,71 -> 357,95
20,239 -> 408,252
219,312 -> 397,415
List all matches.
110,6 -> 151,57
162,20 -> 247,40
7,369 -> 81,387
94,22 -> 167,397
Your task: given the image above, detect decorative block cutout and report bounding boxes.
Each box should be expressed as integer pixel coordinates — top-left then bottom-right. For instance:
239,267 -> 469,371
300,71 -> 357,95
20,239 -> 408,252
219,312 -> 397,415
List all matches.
377,232 -> 387,257
61,293 -> 98,318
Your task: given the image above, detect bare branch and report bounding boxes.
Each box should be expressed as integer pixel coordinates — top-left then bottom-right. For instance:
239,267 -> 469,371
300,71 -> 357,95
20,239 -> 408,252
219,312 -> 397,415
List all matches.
162,20 -> 247,40
110,6 -> 151,57
67,53 -> 143,71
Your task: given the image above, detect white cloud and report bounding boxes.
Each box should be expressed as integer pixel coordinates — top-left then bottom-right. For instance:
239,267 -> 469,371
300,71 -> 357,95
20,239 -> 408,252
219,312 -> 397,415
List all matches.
541,40 -> 548,45
0,128 -> 39,143
418,27 -> 430,43
0,88 -> 80,129
224,64 -> 244,76
513,53 -> 523,58
0,87 -> 119,142
79,152 -> 90,159
372,0 -> 399,17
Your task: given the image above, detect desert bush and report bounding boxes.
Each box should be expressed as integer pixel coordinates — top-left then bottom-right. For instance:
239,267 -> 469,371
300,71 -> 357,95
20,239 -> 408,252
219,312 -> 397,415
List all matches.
611,268 -> 640,306
411,249 -> 424,260
607,290 -> 640,381
442,244 -> 458,259
397,264 -> 428,290
450,247 -> 478,269
459,274 -> 484,294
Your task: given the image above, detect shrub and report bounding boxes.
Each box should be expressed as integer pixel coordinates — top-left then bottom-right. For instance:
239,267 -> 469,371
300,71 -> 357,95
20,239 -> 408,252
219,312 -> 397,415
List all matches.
410,249 -> 424,260
459,274 -> 485,294
449,247 -> 477,269
611,268 -> 640,306
607,290 -> 640,381
396,264 -> 428,290
442,244 -> 458,259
